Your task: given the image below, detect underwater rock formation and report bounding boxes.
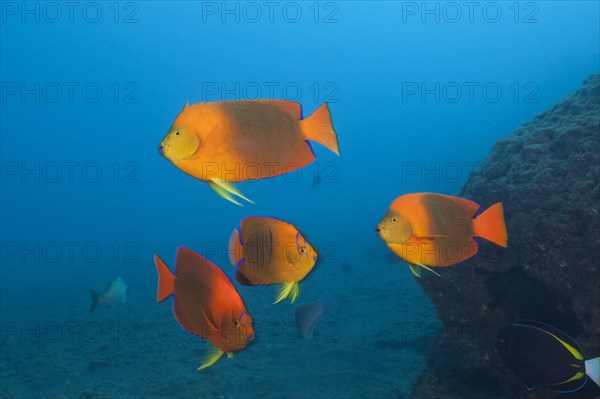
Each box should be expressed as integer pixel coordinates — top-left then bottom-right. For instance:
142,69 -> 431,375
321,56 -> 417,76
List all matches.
412,74 -> 600,399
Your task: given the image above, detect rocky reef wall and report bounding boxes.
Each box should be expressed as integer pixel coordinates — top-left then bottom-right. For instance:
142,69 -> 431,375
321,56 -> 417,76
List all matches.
412,74 -> 600,399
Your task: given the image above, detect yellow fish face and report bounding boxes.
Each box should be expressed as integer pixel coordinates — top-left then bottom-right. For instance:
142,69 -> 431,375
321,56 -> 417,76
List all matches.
285,234 -> 318,273
158,125 -> 200,163
376,210 -> 413,244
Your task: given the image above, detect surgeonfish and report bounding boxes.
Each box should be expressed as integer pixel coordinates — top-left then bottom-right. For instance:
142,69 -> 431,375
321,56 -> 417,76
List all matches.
88,277 -> 128,313
496,320 -> 600,393
375,192 -> 508,277
154,247 -> 255,370
229,216 -> 318,303
158,100 -> 341,206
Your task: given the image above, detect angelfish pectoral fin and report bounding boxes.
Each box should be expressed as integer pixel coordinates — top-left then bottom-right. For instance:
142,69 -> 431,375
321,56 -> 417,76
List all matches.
409,263 -> 441,278
274,282 -> 299,304
197,347 -> 225,371
208,178 -> 255,207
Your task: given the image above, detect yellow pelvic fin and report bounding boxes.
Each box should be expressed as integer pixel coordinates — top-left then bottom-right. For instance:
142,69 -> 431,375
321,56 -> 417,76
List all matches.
208,178 -> 255,207
196,347 -> 225,371
227,352 -> 234,359
274,282 -> 299,304
410,263 -> 441,278
409,264 -> 422,278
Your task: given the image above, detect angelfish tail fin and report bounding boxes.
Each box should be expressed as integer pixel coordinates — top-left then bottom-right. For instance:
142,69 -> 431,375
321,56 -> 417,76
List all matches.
197,347 -> 225,371
585,357 -> 600,387
88,289 -> 102,313
208,178 -> 254,207
300,103 -> 340,156
154,254 -> 175,302
228,229 -> 243,266
274,282 -> 299,304
473,202 -> 508,247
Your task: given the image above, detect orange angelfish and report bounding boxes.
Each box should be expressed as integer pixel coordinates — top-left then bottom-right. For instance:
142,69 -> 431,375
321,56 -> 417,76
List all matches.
154,246 -> 255,370
375,193 -> 508,277
158,100 -> 340,206
229,217 -> 319,303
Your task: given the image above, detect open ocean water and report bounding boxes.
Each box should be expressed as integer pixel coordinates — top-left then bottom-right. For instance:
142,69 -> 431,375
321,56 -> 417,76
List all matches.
1,2 -> 599,399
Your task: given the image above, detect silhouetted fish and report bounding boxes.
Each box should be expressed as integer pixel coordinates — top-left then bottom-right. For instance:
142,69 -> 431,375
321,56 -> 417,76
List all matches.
497,320 -> 599,393
295,293 -> 336,339
88,277 -> 128,313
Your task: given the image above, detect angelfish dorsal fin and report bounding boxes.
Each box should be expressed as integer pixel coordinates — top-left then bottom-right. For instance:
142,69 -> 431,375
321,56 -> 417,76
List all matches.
183,101 -> 190,111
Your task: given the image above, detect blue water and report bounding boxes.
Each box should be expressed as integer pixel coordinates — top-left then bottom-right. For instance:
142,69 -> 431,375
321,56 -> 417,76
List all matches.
1,2 -> 599,398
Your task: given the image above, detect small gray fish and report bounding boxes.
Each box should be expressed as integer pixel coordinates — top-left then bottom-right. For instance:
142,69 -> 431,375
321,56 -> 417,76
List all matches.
89,277 -> 128,313
295,292 -> 336,339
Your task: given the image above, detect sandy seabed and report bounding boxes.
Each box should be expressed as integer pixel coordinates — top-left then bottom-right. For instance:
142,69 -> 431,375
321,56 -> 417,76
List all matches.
0,254 -> 439,399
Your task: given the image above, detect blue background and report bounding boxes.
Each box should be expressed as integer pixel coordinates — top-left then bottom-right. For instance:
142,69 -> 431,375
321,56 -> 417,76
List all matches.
0,1 -> 598,397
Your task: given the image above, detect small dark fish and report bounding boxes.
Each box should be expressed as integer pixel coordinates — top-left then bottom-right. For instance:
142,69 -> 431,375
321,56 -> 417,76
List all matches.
295,293 -> 336,339
496,320 -> 599,393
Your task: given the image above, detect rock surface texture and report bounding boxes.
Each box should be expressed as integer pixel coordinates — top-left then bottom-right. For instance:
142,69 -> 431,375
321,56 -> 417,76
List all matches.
412,74 -> 600,399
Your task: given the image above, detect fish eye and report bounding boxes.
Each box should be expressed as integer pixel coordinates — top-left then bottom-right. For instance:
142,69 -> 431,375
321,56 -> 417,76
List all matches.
175,131 -> 180,136
391,217 -> 398,223
233,320 -> 240,327
300,248 -> 306,254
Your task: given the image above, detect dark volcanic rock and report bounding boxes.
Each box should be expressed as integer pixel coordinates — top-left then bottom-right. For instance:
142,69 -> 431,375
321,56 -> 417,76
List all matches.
412,74 -> 600,399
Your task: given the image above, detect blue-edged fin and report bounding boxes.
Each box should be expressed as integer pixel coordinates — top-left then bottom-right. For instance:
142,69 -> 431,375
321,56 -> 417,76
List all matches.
208,178 -> 254,207
585,357 -> 600,387
197,347 -> 225,371
274,282 -> 299,304
409,263 -> 441,278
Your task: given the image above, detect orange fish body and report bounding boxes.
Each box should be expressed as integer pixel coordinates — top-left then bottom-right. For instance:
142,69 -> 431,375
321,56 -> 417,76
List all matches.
229,217 -> 318,303
376,193 -> 507,275
154,247 -> 254,368
158,100 -> 340,205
